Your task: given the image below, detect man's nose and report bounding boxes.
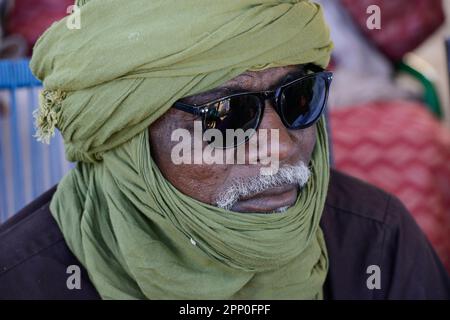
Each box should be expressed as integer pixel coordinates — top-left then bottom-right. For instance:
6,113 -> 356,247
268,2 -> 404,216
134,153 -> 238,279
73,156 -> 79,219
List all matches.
248,100 -> 298,163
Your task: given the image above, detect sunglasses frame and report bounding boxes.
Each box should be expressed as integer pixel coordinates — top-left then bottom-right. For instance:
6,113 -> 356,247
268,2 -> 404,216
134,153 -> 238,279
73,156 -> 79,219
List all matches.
173,65 -> 333,148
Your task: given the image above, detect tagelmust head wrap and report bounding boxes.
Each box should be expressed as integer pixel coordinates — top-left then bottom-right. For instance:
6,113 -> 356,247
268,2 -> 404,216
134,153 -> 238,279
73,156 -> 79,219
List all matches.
30,0 -> 333,299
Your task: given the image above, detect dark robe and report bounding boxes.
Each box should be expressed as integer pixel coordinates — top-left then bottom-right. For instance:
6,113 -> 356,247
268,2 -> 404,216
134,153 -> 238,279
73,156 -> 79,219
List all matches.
0,170 -> 448,299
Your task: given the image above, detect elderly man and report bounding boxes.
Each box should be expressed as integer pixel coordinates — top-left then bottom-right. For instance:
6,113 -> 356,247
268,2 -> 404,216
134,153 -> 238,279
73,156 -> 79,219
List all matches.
0,0 -> 449,300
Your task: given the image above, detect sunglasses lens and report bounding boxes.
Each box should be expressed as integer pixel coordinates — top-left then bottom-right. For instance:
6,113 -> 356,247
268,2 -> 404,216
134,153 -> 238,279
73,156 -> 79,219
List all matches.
280,74 -> 328,129
204,95 -> 261,148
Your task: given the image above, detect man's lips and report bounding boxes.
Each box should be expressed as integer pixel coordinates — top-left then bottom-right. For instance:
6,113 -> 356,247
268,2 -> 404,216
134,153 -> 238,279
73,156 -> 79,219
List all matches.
231,184 -> 299,213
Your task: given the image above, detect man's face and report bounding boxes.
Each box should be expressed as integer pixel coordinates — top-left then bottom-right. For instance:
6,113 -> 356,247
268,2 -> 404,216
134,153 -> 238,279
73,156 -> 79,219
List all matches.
149,65 -> 317,213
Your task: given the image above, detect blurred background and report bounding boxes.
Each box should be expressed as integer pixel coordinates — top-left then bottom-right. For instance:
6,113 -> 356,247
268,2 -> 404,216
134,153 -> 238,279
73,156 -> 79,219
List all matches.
0,0 -> 449,270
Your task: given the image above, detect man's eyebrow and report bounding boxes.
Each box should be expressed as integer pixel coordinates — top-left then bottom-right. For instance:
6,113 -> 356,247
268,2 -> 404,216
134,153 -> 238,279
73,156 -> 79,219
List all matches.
183,87 -> 235,104
268,67 -> 307,90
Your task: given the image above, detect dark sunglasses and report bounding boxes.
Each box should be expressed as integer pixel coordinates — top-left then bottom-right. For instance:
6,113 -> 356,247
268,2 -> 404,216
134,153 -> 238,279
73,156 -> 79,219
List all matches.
173,65 -> 333,148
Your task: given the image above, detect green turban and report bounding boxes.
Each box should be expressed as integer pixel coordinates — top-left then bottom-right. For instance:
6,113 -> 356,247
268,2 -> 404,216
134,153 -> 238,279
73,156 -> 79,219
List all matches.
30,0 -> 333,299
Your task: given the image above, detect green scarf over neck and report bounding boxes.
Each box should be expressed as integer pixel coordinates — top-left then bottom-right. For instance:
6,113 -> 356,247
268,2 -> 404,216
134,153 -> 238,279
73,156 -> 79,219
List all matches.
30,0 -> 333,299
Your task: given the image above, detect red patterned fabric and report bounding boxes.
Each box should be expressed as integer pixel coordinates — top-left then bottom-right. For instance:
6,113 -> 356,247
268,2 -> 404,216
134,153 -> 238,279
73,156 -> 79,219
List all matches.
330,100 -> 450,271
340,0 -> 445,61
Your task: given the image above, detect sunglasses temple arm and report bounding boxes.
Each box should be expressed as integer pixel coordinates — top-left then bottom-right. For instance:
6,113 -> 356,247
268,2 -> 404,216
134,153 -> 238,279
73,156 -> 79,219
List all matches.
173,102 -> 204,117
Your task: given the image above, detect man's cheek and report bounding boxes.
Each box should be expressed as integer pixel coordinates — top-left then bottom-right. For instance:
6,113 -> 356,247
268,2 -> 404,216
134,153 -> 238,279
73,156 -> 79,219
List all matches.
187,163 -> 229,185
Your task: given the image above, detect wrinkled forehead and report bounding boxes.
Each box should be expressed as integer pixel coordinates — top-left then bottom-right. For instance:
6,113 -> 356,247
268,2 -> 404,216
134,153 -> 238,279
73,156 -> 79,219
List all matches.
225,64 -> 305,91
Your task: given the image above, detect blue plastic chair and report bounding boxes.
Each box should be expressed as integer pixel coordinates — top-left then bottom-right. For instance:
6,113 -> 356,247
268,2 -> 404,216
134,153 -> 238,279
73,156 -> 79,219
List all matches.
0,59 -> 73,223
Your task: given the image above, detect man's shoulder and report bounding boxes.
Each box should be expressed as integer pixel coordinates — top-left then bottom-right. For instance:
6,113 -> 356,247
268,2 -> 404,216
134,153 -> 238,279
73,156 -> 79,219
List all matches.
326,169 -> 396,225
0,186 -> 99,299
323,169 -> 450,299
0,187 -> 63,266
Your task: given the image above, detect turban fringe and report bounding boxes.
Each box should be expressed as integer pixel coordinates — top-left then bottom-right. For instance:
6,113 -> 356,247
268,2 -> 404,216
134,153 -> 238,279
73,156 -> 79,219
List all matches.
30,0 -> 332,162
31,0 -> 334,299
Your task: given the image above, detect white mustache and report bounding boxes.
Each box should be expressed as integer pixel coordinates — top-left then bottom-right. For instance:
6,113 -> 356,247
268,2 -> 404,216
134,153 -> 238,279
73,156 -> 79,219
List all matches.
215,161 -> 311,211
